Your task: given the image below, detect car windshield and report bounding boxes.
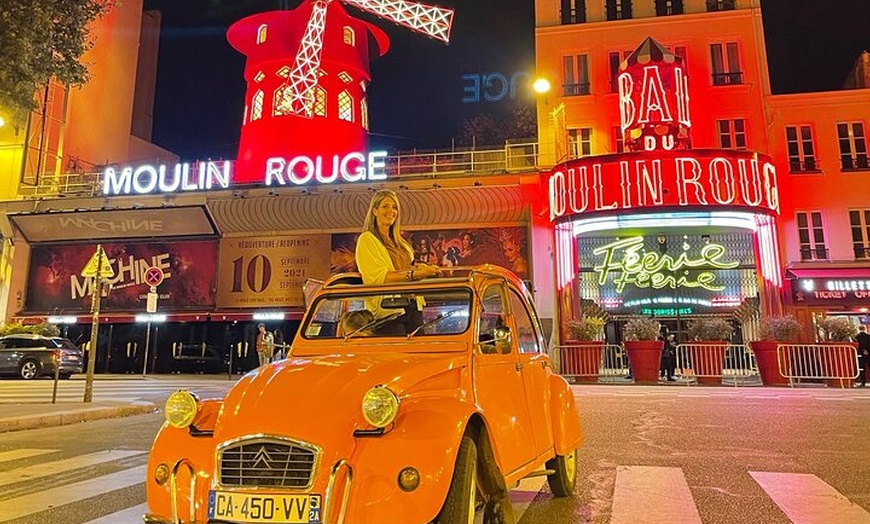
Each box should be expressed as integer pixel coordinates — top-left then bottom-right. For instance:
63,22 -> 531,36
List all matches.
303,288 -> 472,340
51,338 -> 78,350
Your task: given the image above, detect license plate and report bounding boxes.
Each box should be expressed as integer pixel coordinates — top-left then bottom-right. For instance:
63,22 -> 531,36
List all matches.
208,491 -> 322,523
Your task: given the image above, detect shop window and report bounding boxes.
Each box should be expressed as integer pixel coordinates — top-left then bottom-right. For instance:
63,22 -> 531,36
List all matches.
560,0 -> 586,24
608,50 -> 632,93
796,212 -> 828,261
717,119 -> 747,150
562,54 -> 590,96
257,24 -> 268,44
251,90 -> 264,121
605,0 -> 632,20
338,90 -> 354,122
710,42 -> 742,85
343,26 -> 355,46
655,0 -> 684,16
569,128 -> 592,157
837,122 -> 869,171
786,125 -> 819,172
361,98 -> 369,130
612,126 -> 625,153
850,210 -> 870,260
706,0 -> 735,11
313,86 -> 327,117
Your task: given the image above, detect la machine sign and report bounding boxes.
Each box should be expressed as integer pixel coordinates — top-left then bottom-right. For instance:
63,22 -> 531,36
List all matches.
547,149 -> 779,221
102,150 -> 388,196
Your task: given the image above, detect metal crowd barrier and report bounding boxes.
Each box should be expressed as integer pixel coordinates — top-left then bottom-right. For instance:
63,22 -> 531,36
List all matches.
675,343 -> 759,386
555,344 -> 628,383
775,344 -> 859,388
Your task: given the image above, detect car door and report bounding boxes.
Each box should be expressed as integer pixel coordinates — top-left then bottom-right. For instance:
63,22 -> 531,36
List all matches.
0,339 -> 10,373
506,287 -> 555,459
472,280 -> 536,475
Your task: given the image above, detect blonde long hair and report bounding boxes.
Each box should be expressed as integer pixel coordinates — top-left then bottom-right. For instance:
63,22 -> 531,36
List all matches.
362,189 -> 413,254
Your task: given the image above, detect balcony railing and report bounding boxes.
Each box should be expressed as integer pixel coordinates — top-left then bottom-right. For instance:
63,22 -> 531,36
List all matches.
855,246 -> 870,260
706,0 -> 735,11
788,158 -> 821,173
560,7 -> 586,24
14,141 -> 543,200
800,247 -> 830,261
563,83 -> 591,96
841,155 -> 870,172
712,72 -> 743,86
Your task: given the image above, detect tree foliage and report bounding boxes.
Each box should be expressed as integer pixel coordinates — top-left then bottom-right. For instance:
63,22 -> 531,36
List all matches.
456,105 -> 538,148
0,321 -> 61,337
0,0 -> 112,121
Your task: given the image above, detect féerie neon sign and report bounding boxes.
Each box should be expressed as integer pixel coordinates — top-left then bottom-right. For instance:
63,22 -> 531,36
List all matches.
593,236 -> 739,293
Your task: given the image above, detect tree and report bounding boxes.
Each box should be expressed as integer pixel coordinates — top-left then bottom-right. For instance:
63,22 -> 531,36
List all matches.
456,105 -> 538,148
0,1 -> 112,123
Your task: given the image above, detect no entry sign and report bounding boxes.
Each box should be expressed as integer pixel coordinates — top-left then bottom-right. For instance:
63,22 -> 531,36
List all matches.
144,266 -> 165,287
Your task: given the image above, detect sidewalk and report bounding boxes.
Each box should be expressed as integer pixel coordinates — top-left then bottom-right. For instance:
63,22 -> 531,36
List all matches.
0,400 -> 157,433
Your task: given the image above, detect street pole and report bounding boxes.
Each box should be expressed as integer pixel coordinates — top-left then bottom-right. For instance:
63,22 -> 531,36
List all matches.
83,245 -> 104,403
142,320 -> 152,376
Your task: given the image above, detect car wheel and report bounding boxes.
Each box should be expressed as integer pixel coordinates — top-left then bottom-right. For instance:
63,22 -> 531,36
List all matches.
546,449 -> 577,497
59,373 -> 72,380
19,359 -> 40,380
434,435 -> 477,524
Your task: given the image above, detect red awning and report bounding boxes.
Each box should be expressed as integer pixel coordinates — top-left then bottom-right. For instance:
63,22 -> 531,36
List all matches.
786,268 -> 870,279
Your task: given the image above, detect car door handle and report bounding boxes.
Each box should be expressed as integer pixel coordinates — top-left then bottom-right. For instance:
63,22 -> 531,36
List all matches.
541,361 -> 550,369
515,362 -> 523,372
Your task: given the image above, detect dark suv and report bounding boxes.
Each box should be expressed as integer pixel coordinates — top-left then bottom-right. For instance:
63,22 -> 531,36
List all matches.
0,334 -> 84,380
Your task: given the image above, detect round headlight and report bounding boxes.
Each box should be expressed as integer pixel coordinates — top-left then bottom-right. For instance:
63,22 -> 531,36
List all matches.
361,386 -> 399,428
165,390 -> 199,429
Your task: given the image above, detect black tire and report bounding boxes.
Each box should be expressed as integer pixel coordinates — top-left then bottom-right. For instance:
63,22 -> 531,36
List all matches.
546,449 -> 577,497
435,435 -> 478,524
19,359 -> 40,380
58,373 -> 72,380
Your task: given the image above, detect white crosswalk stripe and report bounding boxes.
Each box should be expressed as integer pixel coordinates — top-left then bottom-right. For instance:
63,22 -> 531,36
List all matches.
0,378 -> 235,403
0,449 -> 143,488
84,503 -> 148,524
611,466 -> 702,524
0,448 -> 59,464
750,471 -> 870,524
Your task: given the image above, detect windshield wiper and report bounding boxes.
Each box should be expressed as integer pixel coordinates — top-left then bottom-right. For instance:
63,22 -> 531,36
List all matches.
406,309 -> 462,339
344,310 -> 404,340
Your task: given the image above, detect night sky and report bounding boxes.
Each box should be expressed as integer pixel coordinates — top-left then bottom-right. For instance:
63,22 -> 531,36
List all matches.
141,0 -> 870,161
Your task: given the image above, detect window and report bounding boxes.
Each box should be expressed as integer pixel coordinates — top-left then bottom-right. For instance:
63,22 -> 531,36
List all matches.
509,290 -> 541,354
560,0 -> 586,24
785,125 -> 819,172
569,128 -> 592,157
850,210 -> 870,260
478,285 -> 510,355
706,0 -> 735,11
313,86 -> 327,117
257,24 -> 268,44
605,0 -> 632,20
562,54 -> 590,95
360,99 -> 369,130
710,43 -> 742,85
609,50 -> 631,93
343,26 -> 355,46
337,71 -> 353,84
655,0 -> 684,15
273,86 -> 292,116
796,212 -> 828,261
612,126 -> 625,153
338,90 -> 353,122
717,119 -> 747,149
837,122 -> 869,171
251,90 -> 264,121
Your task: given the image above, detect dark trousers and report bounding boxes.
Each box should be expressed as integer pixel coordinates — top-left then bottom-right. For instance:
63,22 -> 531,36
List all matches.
859,354 -> 869,386
660,350 -> 676,379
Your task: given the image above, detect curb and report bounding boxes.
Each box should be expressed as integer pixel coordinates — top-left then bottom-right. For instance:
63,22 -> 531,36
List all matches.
0,402 -> 157,433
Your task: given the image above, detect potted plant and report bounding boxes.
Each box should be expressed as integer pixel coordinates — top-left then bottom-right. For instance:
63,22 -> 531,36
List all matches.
751,315 -> 802,386
622,317 -> 663,385
685,318 -> 734,385
816,317 -> 859,388
562,317 -> 607,382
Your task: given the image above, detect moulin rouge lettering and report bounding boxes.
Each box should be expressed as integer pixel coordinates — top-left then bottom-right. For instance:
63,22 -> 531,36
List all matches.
593,236 -> 739,293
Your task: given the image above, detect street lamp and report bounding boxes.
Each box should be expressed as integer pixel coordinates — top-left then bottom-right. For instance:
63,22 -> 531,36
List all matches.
533,78 -> 551,94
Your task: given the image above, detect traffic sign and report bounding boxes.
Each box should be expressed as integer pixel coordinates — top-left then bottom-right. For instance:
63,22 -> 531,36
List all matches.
146,292 -> 159,313
144,266 -> 165,287
81,247 -> 115,278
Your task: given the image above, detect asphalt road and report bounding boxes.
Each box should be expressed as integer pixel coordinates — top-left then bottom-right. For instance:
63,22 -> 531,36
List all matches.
0,383 -> 868,523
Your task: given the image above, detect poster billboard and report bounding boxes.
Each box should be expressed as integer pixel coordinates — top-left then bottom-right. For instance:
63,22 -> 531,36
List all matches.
331,227 -> 530,280
26,241 -> 218,312
216,235 -> 332,308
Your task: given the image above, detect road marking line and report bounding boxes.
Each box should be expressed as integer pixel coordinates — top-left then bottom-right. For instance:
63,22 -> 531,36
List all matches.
0,449 -> 59,464
750,471 -> 870,524
0,465 -> 146,521
610,466 -> 702,524
83,502 -> 148,524
0,450 -> 145,488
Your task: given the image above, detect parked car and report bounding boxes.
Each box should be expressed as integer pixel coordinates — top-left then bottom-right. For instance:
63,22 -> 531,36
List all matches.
167,344 -> 228,374
145,265 -> 584,524
0,334 -> 84,380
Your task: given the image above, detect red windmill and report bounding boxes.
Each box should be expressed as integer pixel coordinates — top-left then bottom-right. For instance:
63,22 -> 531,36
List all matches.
228,0 -> 454,184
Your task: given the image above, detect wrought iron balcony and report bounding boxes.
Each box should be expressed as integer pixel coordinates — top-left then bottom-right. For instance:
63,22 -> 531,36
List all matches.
840,155 -> 870,172
706,0 -> 735,11
788,158 -> 821,173
855,245 -> 870,260
712,72 -> 743,86
563,83 -> 591,96
800,247 -> 830,261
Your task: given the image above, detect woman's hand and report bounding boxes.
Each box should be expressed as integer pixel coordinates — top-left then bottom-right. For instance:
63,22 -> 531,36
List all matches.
414,263 -> 441,279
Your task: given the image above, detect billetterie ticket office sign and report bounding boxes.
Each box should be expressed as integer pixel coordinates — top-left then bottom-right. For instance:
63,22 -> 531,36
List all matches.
547,149 -> 779,221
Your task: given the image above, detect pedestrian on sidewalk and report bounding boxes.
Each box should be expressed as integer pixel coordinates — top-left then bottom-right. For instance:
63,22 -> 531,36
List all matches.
857,325 -> 869,387
255,323 -> 274,367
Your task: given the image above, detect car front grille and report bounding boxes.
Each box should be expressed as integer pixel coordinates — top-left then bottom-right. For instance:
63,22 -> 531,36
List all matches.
219,438 -> 317,488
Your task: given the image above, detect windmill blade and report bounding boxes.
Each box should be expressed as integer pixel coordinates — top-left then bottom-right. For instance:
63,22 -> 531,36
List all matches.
343,0 -> 454,43
280,0 -> 331,118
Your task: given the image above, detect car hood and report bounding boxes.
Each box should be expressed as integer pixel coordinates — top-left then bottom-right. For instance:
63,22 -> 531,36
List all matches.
212,345 -> 469,452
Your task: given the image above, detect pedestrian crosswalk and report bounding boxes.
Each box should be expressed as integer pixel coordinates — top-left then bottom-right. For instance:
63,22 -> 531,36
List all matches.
0,376 -> 236,404
0,448 -> 868,523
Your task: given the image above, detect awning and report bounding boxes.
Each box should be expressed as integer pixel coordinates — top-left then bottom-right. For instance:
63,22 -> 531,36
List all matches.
15,310 -> 304,324
785,268 -> 870,279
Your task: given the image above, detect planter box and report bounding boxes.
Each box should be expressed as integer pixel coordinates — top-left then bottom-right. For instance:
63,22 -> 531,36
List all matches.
559,342 -> 603,383
750,340 -> 791,386
624,340 -> 663,385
